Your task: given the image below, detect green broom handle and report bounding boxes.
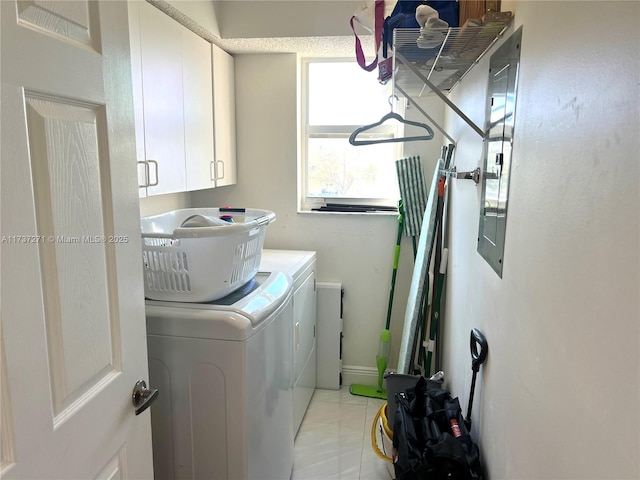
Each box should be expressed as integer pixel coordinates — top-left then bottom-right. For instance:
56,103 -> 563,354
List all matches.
385,203 -> 404,331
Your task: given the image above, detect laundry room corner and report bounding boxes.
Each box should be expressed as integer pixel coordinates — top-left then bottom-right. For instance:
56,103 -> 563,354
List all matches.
190,50 -> 446,384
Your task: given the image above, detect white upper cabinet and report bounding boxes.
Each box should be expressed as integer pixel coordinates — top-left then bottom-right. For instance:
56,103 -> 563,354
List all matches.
183,27 -> 215,191
128,2 -> 149,197
130,1 -> 222,196
133,1 -> 187,196
212,44 -> 237,187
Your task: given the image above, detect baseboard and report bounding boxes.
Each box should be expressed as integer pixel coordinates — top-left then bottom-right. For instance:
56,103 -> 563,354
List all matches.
341,365 -> 395,388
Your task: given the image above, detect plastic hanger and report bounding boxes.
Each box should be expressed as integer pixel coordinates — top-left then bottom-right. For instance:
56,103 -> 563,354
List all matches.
349,111 -> 435,146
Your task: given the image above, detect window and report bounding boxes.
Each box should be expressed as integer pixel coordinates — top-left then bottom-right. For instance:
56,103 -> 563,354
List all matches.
300,59 -> 403,212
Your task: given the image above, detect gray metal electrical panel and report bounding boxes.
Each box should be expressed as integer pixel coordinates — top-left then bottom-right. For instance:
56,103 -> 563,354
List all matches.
478,27 -> 522,277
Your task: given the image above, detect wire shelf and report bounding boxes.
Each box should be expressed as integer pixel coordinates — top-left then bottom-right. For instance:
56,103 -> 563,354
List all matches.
392,16 -> 513,96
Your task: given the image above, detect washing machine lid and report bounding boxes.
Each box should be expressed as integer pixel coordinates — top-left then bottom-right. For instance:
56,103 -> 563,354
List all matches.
260,249 -> 316,278
145,271 -> 293,341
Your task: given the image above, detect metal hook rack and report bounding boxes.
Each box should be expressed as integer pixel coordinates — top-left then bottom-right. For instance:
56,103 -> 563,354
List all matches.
444,166 -> 481,185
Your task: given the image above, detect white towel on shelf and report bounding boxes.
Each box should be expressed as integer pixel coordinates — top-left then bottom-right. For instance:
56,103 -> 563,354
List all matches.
417,17 -> 449,49
415,4 -> 439,27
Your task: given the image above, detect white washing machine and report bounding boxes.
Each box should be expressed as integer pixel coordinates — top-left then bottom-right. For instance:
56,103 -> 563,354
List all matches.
145,271 -> 294,480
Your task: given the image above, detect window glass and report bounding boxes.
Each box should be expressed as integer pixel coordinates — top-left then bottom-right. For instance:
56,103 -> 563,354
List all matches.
307,62 -> 391,126
307,138 -> 399,199
301,60 -> 402,210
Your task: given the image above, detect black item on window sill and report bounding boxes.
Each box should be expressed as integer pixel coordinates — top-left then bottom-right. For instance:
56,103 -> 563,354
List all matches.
312,203 -> 398,213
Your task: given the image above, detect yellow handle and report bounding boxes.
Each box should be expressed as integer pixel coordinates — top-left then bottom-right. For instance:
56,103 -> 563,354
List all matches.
371,402 -> 393,463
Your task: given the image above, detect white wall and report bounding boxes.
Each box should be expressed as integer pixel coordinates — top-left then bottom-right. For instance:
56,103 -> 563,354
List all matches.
191,53 -> 446,382
139,191 -> 191,217
441,1 -> 639,478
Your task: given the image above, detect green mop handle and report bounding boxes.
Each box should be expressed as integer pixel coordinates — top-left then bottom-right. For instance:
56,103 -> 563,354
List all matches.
377,329 -> 391,361
385,203 -> 404,330
376,329 -> 391,392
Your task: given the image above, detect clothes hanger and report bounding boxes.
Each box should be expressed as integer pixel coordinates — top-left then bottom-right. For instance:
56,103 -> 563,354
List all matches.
349,110 -> 435,146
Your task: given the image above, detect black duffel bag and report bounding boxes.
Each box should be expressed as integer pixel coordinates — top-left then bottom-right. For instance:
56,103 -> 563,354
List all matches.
393,376 -> 483,480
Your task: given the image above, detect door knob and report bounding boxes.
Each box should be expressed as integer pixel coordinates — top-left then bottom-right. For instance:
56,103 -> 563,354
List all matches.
132,380 -> 159,416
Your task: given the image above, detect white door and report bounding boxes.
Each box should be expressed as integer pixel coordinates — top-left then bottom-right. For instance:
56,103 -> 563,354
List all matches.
1,1 -> 155,478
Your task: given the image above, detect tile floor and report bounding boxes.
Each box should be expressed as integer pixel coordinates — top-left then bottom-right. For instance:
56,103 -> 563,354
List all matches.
291,387 -> 394,480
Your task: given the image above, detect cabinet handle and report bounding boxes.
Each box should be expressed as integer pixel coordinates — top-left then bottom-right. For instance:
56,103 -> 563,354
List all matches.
137,161 -> 149,188
210,161 -> 215,181
147,159 -> 159,187
216,160 -> 225,180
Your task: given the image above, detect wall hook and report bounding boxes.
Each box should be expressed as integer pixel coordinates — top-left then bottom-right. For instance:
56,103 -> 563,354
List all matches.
445,167 -> 481,185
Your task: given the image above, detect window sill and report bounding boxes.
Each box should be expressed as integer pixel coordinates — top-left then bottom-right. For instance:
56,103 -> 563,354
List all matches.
299,201 -> 400,215
297,209 -> 399,216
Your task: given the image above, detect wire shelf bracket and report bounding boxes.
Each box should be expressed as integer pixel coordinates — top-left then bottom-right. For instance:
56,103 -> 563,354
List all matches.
395,51 -> 485,139
391,19 -> 513,142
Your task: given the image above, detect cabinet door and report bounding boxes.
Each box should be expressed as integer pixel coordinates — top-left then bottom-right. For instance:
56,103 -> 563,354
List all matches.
183,29 -> 215,191
139,1 -> 186,195
127,1 -> 149,198
459,1 -> 499,24
212,44 -> 237,187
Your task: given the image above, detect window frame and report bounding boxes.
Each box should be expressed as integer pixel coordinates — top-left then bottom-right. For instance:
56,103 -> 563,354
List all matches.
299,58 -> 403,213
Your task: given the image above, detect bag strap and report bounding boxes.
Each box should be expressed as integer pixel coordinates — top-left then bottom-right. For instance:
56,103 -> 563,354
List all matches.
350,0 -> 384,72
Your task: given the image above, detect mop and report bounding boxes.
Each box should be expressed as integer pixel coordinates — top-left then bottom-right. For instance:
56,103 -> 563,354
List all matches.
349,203 -> 404,399
395,155 -> 430,375
349,155 -> 434,396
395,156 -> 428,257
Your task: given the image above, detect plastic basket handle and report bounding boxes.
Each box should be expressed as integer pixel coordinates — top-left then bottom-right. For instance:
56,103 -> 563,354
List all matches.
255,215 -> 272,226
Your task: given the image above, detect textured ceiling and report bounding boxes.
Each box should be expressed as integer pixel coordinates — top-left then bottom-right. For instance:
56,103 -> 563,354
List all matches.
216,35 -> 359,57
150,0 -> 369,58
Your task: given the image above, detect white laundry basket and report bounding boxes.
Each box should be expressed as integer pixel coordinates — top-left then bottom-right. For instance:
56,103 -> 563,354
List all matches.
140,208 -> 276,302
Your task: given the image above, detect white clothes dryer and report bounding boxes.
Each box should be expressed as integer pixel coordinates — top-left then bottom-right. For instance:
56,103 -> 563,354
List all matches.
260,249 -> 317,436
145,271 -> 294,480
